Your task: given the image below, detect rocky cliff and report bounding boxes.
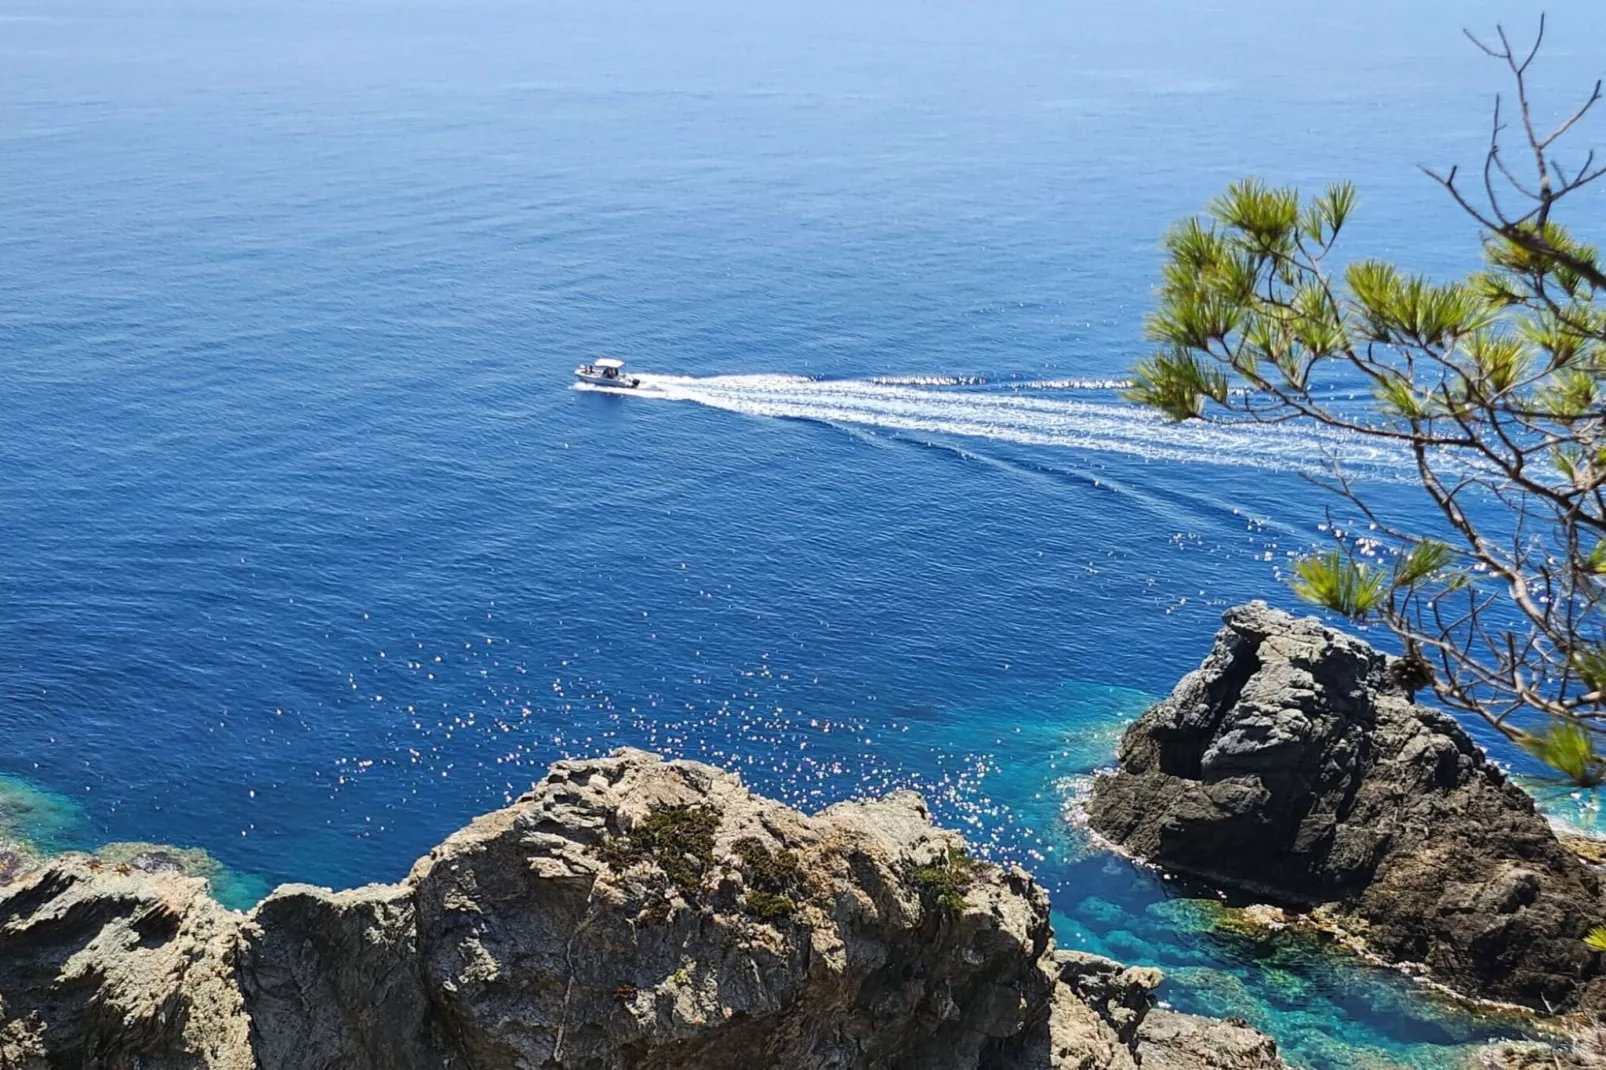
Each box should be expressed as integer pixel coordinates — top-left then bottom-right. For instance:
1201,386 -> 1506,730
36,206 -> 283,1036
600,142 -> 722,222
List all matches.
0,748 -> 1284,1070
1086,602 -> 1606,1013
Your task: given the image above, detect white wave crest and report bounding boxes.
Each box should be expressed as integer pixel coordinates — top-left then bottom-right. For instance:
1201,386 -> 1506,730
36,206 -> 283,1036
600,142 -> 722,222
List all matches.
582,373 -> 1407,475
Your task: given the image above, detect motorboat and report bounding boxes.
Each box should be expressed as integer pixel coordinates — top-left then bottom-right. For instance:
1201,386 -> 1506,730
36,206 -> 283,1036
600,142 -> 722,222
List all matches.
574,357 -> 641,388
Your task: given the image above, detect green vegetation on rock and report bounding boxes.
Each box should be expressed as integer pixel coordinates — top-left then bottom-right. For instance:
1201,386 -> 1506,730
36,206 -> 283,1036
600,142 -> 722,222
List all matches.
742,890 -> 797,919
596,803 -> 722,898
912,845 -> 978,911
732,835 -> 804,919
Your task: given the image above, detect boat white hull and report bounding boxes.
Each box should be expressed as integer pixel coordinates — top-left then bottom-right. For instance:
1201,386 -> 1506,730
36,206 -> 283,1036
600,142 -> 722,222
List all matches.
575,370 -> 640,388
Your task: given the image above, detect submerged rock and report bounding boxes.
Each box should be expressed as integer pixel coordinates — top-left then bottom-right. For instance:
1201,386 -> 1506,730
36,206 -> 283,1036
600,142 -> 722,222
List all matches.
1477,1036 -> 1606,1069
1087,602 -> 1606,1013
0,840 -> 36,887
1561,835 -> 1606,867
93,840 -> 230,880
0,748 -> 1287,1069
0,832 -> 268,913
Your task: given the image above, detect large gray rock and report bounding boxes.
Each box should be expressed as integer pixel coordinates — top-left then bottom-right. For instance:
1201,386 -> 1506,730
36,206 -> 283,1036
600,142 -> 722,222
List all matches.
0,861 -> 253,1069
1087,602 -> 1606,1012
1050,950 -> 1163,1049
0,748 -> 1285,1069
409,752 -> 1059,1070
1133,1011 -> 1288,1070
240,883 -> 443,1069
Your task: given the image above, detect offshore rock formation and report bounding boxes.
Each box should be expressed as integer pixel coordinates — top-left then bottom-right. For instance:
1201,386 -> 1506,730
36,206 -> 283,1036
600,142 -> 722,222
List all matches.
1087,602 -> 1606,1013
0,748 -> 1285,1070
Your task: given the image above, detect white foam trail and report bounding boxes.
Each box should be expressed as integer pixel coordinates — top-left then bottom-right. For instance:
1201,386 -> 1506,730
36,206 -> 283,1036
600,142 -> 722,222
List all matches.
581,373 -> 1408,476
868,376 -> 1134,390
1006,378 -> 1134,391
870,374 -> 990,386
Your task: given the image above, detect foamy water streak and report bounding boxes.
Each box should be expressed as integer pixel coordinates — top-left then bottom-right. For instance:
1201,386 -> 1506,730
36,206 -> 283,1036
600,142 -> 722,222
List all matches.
580,373 -> 1408,476
871,374 -> 989,386
1008,378 -> 1134,390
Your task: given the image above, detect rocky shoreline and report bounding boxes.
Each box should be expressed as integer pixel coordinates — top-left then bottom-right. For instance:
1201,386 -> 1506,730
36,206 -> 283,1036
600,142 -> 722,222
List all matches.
2,604 -> 1601,1067
0,748 -> 1287,1069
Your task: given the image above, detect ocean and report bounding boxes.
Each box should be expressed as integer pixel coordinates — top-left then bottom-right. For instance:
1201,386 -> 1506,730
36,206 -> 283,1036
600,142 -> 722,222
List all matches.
2,0 -> 1604,1064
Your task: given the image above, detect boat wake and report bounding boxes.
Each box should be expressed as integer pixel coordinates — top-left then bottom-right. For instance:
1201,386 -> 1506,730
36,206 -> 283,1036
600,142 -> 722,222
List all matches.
577,373 -> 1408,477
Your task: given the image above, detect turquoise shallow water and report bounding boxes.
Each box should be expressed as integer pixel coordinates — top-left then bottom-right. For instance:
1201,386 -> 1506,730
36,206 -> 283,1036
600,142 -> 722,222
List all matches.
3,0 -> 1605,1064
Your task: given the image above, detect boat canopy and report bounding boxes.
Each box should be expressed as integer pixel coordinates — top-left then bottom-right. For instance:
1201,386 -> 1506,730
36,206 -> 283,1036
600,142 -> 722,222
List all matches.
594,358 -> 626,370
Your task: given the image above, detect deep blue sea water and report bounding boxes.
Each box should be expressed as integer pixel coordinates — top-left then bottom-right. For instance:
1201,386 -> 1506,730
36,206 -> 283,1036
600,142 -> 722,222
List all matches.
3,1 -> 1606,1065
